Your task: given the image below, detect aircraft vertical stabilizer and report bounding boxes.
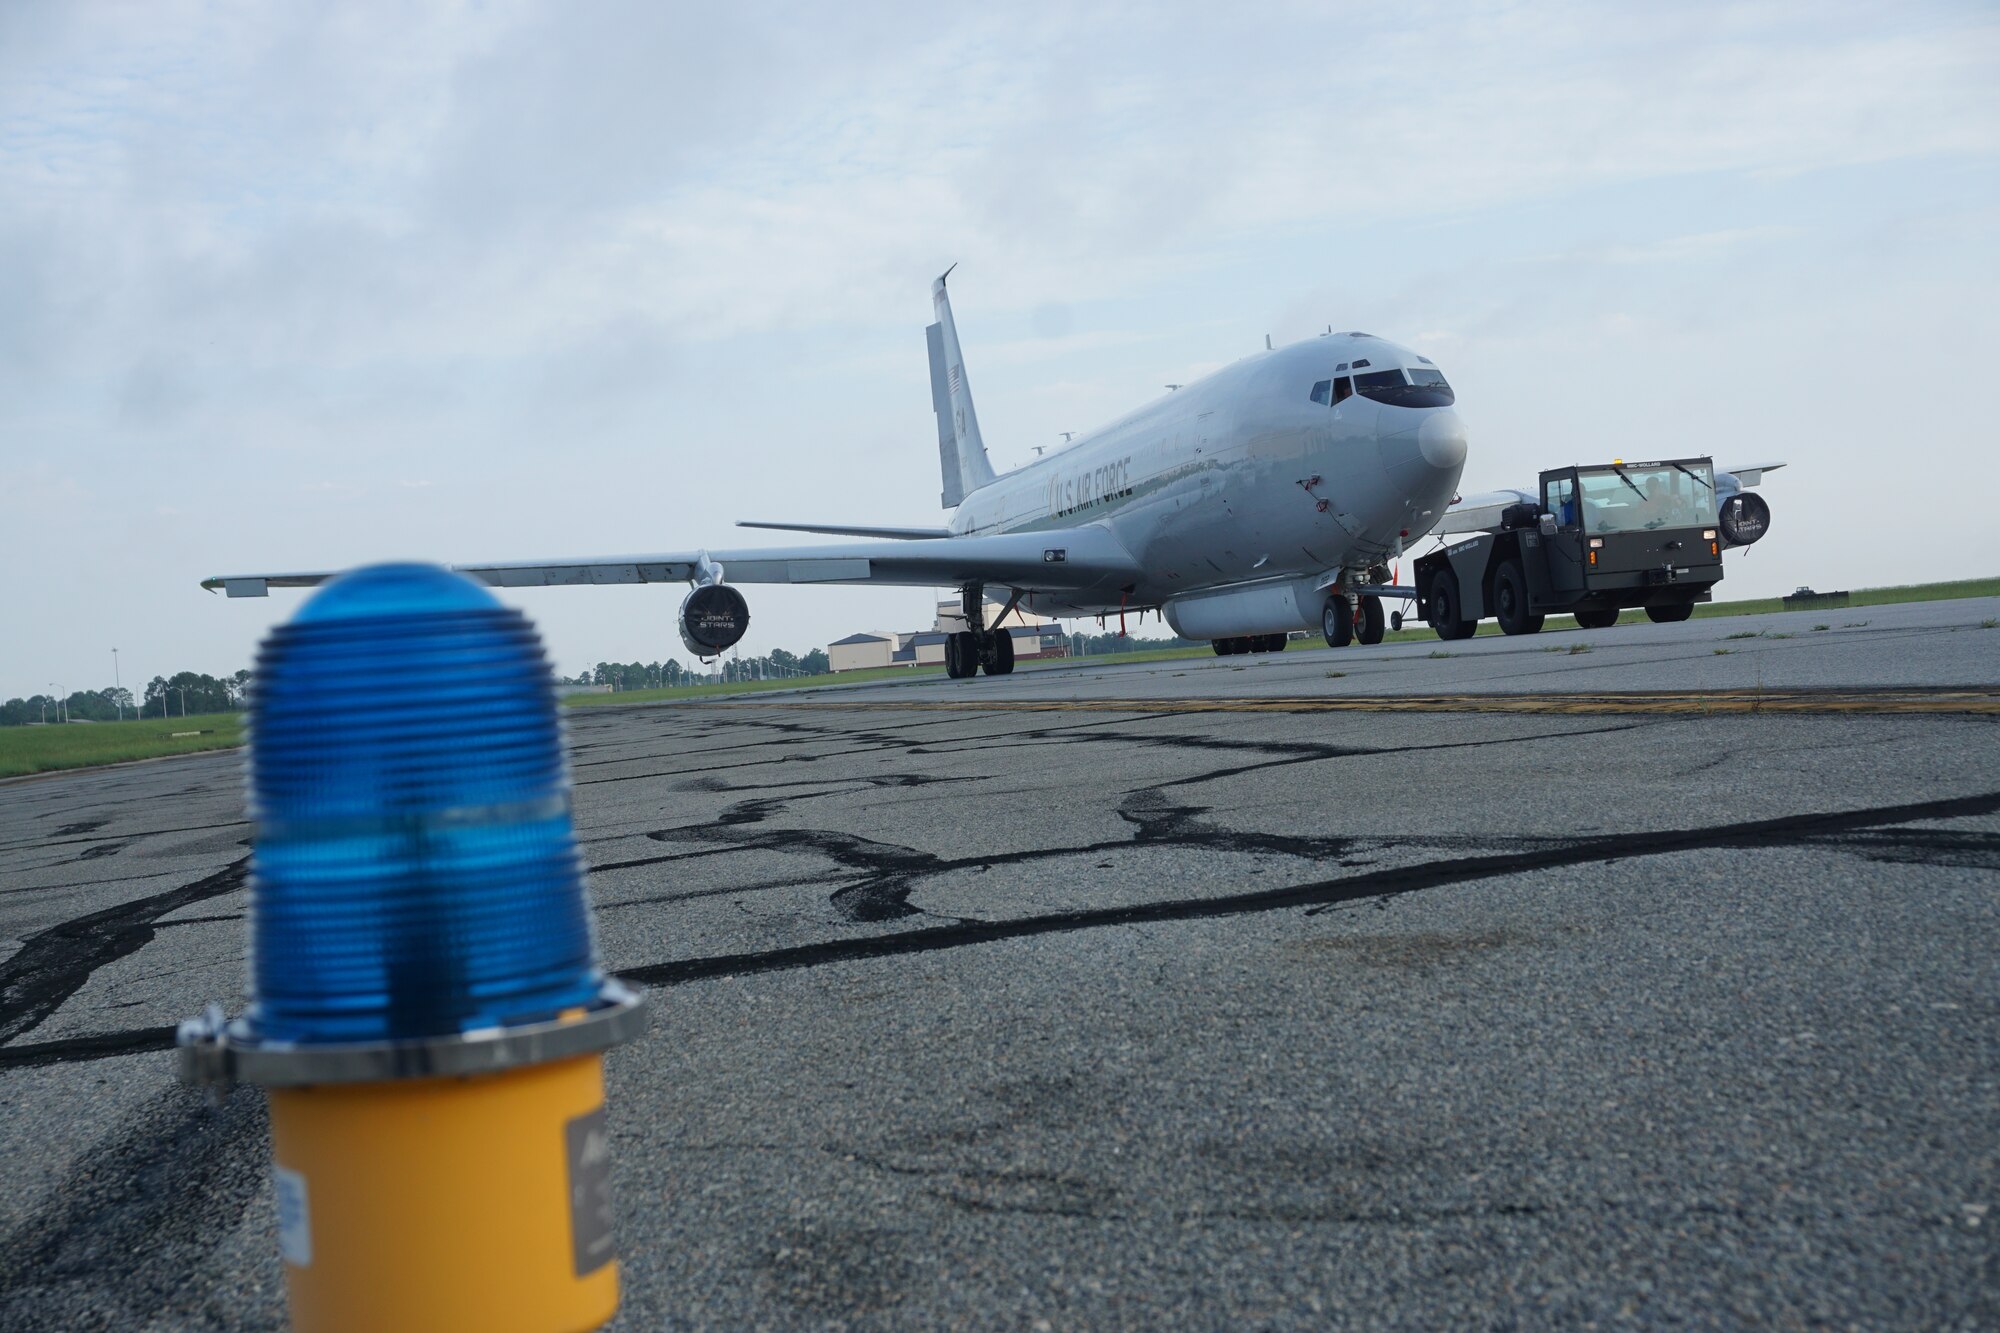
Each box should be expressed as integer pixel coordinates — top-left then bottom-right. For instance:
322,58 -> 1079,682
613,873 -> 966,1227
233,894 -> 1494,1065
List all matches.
928,268 -> 998,508
927,322 -> 965,508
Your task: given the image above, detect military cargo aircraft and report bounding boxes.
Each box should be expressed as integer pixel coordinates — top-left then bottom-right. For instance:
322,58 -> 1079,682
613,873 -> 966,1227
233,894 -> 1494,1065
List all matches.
204,271 -> 1776,675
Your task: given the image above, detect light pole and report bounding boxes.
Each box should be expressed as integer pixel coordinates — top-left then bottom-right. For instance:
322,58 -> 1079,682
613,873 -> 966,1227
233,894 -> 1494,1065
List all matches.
112,648 -> 122,721
49,683 -> 65,724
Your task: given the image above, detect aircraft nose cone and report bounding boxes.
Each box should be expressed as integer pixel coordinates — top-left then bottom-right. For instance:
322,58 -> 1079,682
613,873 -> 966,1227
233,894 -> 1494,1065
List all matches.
1378,408 -> 1469,499
1418,409 -> 1468,471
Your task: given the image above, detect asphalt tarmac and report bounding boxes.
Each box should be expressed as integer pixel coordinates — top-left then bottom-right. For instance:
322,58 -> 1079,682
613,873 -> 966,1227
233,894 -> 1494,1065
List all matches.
2,596 -> 1996,1329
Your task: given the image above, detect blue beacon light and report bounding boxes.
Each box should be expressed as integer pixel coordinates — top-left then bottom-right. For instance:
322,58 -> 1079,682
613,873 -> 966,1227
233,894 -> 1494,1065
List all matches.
243,561 -> 614,1044
180,562 -> 645,1332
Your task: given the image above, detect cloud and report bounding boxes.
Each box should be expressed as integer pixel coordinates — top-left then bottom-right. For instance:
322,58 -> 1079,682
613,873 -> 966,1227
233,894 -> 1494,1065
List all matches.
2,0 -> 1997,693
7,3 -> 1993,374
1522,225 -> 1806,265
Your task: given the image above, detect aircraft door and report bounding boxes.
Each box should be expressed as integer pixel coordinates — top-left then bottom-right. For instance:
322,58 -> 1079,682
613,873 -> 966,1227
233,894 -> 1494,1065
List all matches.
1541,472 -> 1585,597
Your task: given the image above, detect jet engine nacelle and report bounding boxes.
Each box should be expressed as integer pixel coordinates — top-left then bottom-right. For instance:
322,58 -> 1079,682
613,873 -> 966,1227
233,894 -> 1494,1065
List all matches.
1717,491 -> 1771,548
679,584 -> 750,657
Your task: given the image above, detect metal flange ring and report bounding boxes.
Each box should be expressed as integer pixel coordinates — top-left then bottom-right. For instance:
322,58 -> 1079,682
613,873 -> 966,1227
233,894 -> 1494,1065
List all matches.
178,980 -> 647,1092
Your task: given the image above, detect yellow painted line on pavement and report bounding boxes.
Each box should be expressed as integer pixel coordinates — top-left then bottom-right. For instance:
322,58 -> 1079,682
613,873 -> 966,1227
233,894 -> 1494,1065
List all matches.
747,690 -> 2000,717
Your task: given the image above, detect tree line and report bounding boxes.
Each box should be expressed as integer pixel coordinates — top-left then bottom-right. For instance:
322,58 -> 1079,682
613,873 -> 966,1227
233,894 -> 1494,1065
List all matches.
1,670 -> 252,726
1066,631 -> 1198,655
2,644 -> 848,725
564,648 -> 832,691
4,630 -> 1182,725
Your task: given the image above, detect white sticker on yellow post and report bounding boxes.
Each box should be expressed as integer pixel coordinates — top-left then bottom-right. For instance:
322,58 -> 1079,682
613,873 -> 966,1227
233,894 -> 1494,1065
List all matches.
274,1165 -> 312,1266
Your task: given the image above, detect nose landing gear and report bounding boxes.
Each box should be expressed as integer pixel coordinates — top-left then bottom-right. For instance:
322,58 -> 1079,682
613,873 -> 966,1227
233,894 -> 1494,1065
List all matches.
1323,596 -> 1353,647
1323,594 -> 1386,647
1357,595 -> 1386,645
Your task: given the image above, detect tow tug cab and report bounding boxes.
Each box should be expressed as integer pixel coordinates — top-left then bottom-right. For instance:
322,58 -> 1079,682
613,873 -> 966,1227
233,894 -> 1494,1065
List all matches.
1414,456 -> 1727,640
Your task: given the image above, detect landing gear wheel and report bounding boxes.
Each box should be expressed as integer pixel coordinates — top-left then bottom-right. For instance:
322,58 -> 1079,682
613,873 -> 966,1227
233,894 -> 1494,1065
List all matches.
1645,602 -> 1694,624
1390,610 -> 1404,632
946,631 -> 978,678
1574,607 -> 1619,630
1322,596 -> 1354,648
1493,560 -> 1544,636
1213,638 -> 1238,657
1266,633 -> 1289,653
1357,596 -> 1385,645
1428,570 -> 1477,641
984,629 -> 1016,674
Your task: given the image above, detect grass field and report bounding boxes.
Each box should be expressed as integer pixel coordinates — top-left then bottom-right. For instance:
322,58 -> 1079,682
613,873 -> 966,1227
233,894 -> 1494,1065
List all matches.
564,662 -> 947,706
7,576 -> 1997,776
0,713 -> 244,779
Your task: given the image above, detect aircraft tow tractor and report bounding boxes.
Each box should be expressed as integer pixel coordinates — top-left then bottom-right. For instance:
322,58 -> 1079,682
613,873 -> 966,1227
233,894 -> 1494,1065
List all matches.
1415,456 -> 1755,639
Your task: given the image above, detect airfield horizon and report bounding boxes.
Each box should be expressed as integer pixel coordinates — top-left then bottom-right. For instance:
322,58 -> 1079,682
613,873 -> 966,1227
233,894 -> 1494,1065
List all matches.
5,574 -> 1997,779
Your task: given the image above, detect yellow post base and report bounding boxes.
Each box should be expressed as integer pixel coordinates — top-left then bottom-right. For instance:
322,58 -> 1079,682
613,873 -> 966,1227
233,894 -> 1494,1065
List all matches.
267,1053 -> 618,1333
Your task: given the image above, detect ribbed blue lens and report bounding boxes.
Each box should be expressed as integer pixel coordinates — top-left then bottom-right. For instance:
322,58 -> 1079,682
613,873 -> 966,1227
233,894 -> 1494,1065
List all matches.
243,563 -> 606,1045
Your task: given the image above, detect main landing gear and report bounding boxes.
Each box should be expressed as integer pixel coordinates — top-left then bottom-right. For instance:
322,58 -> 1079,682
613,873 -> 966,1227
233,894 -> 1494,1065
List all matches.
1212,633 -> 1289,656
945,582 -> 1018,678
1321,594 -> 1386,648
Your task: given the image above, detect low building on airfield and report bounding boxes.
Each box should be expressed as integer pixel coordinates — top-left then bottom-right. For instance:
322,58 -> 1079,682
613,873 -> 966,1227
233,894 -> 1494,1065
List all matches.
827,602 -> 1068,672
827,632 -> 901,673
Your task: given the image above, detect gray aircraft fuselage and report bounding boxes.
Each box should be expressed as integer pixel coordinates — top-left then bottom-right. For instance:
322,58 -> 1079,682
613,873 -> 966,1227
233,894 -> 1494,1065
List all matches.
200,312 -> 1477,656
949,334 -> 1469,624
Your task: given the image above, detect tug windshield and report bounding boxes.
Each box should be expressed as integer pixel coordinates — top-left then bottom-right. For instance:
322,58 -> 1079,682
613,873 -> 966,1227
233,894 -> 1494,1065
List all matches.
1577,462 -> 1714,533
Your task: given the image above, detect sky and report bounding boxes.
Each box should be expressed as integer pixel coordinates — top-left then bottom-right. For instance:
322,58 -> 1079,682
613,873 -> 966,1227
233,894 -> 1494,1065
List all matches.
3,0 -> 1996,699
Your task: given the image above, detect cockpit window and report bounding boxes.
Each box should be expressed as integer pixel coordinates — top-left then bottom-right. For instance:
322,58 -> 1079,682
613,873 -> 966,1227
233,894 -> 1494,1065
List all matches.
1577,462 -> 1715,534
1355,367 -> 1455,408
1310,380 -> 1331,405
1333,376 -> 1353,404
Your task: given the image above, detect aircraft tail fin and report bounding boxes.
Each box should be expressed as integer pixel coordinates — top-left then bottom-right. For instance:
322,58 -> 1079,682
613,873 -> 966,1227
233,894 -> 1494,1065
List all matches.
927,321 -> 966,508
927,267 -> 997,509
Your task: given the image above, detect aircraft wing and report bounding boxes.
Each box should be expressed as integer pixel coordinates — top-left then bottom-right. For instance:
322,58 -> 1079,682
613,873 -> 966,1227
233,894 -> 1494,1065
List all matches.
734,520 -> 951,540
1719,462 -> 1786,486
201,525 -> 1142,598
1433,489 -> 1535,537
